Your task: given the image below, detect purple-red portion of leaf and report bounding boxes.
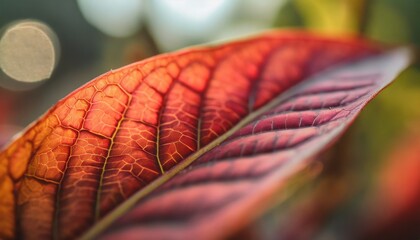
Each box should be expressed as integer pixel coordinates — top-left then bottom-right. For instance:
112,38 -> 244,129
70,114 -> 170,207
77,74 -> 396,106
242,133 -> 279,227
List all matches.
99,49 -> 410,240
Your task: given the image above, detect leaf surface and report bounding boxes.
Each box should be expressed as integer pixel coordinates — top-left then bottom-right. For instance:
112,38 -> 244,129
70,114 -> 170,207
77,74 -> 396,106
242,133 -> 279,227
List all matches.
0,31 -> 410,240
95,48 -> 410,240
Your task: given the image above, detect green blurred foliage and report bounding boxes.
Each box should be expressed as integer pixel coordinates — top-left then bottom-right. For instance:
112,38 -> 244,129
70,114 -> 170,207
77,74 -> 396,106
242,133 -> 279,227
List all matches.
367,1 -> 410,44
294,0 -> 368,34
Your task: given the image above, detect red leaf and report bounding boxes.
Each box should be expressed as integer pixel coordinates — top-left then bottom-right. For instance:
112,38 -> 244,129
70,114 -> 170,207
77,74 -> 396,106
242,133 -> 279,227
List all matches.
351,130 -> 420,239
96,48 -> 410,240
0,31 -> 410,240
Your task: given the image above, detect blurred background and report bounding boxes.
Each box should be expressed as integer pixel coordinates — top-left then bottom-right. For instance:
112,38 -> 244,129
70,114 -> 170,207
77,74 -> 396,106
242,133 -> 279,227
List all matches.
0,0 -> 419,239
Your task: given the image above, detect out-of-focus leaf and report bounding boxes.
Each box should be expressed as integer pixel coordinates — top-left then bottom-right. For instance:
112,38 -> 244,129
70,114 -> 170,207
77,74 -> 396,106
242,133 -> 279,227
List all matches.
352,129 -> 420,239
366,1 -> 410,44
0,30 -> 410,240
295,0 -> 368,34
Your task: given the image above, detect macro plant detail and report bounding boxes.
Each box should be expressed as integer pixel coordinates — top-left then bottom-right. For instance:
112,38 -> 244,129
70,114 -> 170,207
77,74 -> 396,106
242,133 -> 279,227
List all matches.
0,31 -> 411,240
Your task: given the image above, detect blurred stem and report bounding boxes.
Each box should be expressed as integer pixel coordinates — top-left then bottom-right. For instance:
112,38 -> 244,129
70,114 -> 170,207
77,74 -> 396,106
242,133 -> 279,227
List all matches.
358,0 -> 373,35
294,0 -> 372,36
